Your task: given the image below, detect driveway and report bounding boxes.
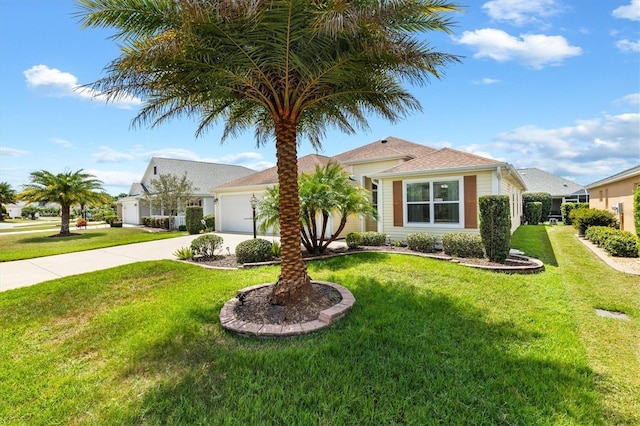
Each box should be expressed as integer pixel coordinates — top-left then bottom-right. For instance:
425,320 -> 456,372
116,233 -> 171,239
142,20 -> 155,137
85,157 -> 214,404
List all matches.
0,232 -> 275,292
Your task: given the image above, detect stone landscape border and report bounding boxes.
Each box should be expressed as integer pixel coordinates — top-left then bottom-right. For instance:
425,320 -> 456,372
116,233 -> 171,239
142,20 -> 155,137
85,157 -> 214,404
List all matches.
220,281 -> 355,337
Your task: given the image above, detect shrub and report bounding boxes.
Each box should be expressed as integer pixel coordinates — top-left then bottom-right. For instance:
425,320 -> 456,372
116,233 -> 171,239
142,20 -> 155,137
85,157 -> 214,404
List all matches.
603,231 -> 639,257
271,240 -> 281,256
441,233 -> 484,258
524,201 -> 543,225
346,232 -> 363,249
186,206 -> 204,235
178,225 -> 187,232
479,195 -> 511,262
406,233 -> 436,253
634,186 -> 640,238
561,202 -> 588,225
235,238 -> 273,264
76,218 -> 88,227
173,246 -> 194,260
203,214 -> 215,231
570,208 -> 618,236
360,231 -> 387,246
190,234 -> 224,258
110,221 -> 123,228
523,192 -> 552,221
585,226 -> 617,246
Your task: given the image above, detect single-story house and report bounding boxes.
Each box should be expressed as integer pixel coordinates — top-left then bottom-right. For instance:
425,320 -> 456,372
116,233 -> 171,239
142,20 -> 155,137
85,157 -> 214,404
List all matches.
3,202 -> 26,219
518,168 -> 589,220
586,164 -> 640,235
213,136 -> 527,240
117,157 -> 256,225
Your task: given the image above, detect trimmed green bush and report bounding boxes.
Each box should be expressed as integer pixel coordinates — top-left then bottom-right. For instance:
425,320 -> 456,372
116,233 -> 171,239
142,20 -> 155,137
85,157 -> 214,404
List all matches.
560,202 -> 588,225
585,226 -> 617,246
110,221 -> 123,228
523,192 -> 552,221
235,238 -> 273,264
185,206 -> 203,235
524,201 -> 543,225
346,232 -> 363,249
406,233 -> 437,253
603,231 -> 639,257
360,231 -> 387,246
203,214 -> 215,231
634,186 -> 640,237
479,195 -> 511,263
570,208 -> 618,236
190,234 -> 224,258
441,233 -> 484,258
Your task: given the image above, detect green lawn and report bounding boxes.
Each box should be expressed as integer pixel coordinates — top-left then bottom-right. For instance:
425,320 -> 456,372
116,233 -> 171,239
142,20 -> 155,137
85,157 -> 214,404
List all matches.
0,225 -> 638,425
0,227 -> 187,261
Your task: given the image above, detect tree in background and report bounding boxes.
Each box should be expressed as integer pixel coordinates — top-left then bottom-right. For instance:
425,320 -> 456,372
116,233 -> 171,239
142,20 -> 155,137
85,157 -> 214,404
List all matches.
0,182 -> 17,221
257,162 -> 377,255
78,0 -> 462,304
143,173 -> 195,217
19,169 -> 109,236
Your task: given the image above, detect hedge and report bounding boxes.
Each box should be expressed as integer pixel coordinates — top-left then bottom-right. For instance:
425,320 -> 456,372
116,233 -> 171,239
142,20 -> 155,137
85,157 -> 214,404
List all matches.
560,202 -> 588,225
479,195 -> 511,262
523,192 -> 552,222
441,233 -> 484,258
235,238 -> 273,264
186,206 -> 203,235
570,208 -> 618,236
360,232 -> 387,246
524,201 -> 543,225
634,186 -> 640,237
406,233 -> 436,253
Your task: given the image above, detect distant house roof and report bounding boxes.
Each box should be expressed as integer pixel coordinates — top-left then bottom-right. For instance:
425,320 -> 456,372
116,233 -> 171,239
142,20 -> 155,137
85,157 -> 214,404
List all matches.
518,168 -> 588,196
215,154 -> 332,189
376,147 -> 504,175
585,164 -> 640,189
132,157 -> 256,196
332,136 -> 436,164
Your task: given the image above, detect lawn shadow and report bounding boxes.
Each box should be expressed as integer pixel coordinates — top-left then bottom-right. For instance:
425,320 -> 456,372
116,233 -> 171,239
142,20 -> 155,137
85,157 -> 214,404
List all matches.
19,232 -> 109,244
512,225 -> 559,267
118,274 -> 601,424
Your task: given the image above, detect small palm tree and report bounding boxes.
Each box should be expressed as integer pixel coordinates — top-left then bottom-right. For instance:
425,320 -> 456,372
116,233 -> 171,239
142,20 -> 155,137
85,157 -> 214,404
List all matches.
19,170 -> 109,236
0,182 -> 17,221
77,0 -> 461,304
257,162 -> 377,254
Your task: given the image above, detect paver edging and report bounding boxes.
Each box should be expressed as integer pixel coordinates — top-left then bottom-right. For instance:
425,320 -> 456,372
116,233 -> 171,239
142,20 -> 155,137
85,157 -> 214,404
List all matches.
220,281 -> 355,337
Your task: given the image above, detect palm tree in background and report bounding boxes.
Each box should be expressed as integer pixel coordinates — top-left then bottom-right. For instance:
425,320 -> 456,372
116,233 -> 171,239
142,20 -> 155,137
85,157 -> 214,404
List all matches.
77,0 -> 462,304
19,170 -> 109,236
0,182 -> 17,221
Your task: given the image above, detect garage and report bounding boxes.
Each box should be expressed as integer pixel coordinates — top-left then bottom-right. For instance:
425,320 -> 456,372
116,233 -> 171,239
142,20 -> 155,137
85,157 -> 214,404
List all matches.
218,193 -> 257,233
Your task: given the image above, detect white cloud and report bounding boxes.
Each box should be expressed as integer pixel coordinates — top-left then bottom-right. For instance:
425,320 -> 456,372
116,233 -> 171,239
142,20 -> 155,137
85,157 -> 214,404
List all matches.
93,146 -> 136,163
476,112 -> 640,183
616,38 -> 640,53
455,28 -> 582,69
0,147 -> 29,157
481,78 -> 501,85
23,65 -> 142,109
85,169 -> 142,188
482,0 -> 562,26
612,0 -> 640,21
614,92 -> 640,107
51,138 -> 73,148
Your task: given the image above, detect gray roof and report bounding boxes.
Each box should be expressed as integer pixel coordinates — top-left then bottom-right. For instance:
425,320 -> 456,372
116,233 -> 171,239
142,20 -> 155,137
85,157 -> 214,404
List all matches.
136,157 -> 256,196
518,168 -> 587,196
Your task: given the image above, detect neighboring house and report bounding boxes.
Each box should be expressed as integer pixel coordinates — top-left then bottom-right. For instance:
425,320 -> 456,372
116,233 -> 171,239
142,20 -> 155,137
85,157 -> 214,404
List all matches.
586,164 -> 640,235
518,168 -> 589,219
4,202 -> 26,219
117,157 -> 256,225
213,136 -> 527,240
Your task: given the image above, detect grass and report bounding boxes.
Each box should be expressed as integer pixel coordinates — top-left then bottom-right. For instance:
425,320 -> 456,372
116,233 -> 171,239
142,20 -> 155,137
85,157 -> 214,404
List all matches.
0,227 -> 187,262
0,225 -> 638,424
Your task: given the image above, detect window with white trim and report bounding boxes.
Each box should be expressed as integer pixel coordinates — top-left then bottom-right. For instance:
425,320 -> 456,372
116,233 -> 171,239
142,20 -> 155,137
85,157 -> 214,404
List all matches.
405,179 -> 461,225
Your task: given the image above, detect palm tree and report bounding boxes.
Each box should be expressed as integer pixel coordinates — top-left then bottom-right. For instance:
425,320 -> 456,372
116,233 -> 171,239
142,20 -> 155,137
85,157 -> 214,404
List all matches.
19,170 -> 109,236
77,0 -> 461,304
0,182 -> 17,221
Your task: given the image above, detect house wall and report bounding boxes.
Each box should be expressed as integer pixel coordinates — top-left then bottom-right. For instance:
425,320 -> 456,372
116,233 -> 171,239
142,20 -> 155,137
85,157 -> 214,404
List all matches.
379,170 -> 494,242
589,174 -> 640,235
501,176 -> 523,233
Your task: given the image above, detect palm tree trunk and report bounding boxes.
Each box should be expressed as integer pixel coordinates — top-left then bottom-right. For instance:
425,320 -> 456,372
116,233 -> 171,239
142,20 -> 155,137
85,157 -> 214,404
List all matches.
60,204 -> 71,235
271,119 -> 313,304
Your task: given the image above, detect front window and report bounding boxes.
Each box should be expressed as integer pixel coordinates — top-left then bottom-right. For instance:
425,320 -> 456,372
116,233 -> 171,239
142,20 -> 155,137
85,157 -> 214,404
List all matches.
405,179 -> 461,225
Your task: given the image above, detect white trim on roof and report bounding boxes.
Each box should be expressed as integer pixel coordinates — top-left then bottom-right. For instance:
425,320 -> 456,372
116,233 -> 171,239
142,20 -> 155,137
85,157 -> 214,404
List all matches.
585,165 -> 640,189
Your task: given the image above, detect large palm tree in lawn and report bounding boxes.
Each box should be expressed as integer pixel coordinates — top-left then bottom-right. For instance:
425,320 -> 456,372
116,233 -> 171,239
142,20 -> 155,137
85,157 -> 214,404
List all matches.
19,170 -> 109,236
77,0 -> 462,304
0,182 -> 17,221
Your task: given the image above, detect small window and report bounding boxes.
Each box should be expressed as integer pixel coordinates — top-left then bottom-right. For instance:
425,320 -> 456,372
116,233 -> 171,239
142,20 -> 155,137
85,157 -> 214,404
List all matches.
153,166 -> 157,175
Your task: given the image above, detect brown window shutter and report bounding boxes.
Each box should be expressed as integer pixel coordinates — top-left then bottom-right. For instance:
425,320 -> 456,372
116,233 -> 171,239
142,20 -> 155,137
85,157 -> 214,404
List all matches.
393,180 -> 403,227
464,175 -> 477,229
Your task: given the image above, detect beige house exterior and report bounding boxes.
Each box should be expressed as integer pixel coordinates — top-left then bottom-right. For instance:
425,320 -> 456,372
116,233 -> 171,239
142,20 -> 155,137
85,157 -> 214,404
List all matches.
214,137 -> 527,241
586,165 -> 640,235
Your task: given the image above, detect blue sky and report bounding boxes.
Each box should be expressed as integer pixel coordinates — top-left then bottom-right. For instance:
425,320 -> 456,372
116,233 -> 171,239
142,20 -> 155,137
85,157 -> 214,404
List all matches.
1,0 -> 639,196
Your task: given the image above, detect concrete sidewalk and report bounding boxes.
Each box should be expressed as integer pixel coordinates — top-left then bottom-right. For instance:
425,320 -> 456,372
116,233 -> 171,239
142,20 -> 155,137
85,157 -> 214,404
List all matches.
0,232 -> 275,292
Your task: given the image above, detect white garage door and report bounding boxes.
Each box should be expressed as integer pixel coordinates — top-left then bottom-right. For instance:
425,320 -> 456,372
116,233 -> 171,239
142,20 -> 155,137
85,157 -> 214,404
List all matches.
121,200 -> 140,225
219,194 -> 255,233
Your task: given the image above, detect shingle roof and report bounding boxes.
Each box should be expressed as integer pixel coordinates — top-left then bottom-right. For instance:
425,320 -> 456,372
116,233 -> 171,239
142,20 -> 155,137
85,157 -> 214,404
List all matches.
332,136 -> 436,164
585,164 -> 640,188
141,157 -> 256,195
518,168 -> 587,196
376,147 -> 503,174
215,154 -> 333,189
